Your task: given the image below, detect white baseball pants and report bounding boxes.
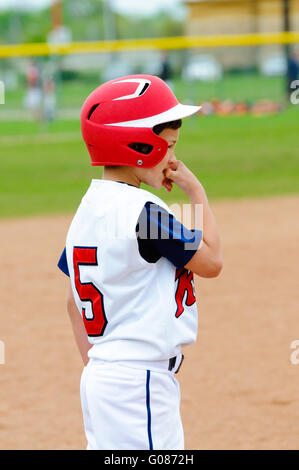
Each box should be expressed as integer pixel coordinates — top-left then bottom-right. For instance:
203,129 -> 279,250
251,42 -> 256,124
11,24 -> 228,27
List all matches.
80,358 -> 184,450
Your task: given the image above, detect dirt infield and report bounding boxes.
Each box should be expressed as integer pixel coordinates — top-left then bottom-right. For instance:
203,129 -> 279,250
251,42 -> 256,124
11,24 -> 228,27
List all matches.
1,194 -> 299,450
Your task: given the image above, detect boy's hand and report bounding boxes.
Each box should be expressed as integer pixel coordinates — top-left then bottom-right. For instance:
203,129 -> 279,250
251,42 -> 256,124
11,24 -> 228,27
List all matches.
163,160 -> 201,196
162,173 -> 173,192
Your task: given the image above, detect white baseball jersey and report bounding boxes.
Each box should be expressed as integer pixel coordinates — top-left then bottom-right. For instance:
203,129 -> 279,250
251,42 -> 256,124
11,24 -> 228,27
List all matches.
58,179 -> 202,364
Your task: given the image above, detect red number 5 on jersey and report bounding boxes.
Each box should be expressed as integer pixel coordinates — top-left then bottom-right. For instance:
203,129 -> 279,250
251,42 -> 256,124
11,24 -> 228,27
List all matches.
73,246 -> 107,337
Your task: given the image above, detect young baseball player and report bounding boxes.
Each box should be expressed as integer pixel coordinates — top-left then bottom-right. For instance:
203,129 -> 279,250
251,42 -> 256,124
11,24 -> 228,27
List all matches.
58,75 -> 222,450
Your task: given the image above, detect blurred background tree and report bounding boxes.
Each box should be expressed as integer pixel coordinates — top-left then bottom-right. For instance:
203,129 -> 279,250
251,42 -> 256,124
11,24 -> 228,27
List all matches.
0,0 -> 184,44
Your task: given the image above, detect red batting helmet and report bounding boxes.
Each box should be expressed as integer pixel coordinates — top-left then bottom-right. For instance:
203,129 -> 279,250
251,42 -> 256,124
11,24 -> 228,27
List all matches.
80,74 -> 200,168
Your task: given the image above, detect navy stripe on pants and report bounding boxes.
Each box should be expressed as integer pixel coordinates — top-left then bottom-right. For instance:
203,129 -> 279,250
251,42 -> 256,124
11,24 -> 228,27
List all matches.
146,370 -> 153,450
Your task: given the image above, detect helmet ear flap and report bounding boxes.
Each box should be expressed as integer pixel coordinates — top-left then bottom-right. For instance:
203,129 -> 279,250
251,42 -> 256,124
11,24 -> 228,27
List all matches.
85,124 -> 168,168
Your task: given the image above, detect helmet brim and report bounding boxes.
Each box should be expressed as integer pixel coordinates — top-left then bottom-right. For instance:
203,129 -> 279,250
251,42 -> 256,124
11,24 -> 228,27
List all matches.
105,103 -> 201,129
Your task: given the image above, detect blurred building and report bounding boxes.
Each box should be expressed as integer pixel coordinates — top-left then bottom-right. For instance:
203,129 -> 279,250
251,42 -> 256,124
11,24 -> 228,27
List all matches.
184,0 -> 299,69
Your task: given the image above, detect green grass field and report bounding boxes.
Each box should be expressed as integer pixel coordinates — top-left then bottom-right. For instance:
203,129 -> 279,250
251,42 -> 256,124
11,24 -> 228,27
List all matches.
0,105 -> 298,219
3,73 -> 286,112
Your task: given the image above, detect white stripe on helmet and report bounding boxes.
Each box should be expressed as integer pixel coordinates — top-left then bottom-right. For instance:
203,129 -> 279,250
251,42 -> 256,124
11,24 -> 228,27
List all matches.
112,78 -> 151,101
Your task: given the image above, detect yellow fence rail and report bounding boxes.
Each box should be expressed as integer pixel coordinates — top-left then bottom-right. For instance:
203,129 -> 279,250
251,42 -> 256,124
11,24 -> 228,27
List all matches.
0,31 -> 298,58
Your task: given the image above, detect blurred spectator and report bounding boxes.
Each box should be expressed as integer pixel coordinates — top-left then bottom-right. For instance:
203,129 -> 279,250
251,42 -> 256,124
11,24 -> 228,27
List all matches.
216,99 -> 235,116
199,101 -> 214,116
234,102 -> 249,115
286,49 -> 299,102
43,76 -> 56,122
251,99 -> 283,116
23,60 -> 42,121
159,53 -> 173,90
198,98 -> 282,117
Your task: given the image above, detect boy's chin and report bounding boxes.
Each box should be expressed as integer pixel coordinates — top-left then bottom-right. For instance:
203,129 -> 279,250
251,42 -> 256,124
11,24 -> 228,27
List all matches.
143,175 -> 163,190
150,178 -> 163,190
143,180 -> 160,190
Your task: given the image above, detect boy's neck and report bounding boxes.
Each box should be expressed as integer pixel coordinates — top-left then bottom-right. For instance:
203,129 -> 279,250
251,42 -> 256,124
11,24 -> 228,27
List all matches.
102,167 -> 140,188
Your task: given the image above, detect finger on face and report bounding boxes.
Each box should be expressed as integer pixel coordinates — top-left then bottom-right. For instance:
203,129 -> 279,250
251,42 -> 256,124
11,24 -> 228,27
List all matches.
164,182 -> 172,192
162,173 -> 173,191
164,169 -> 170,179
169,158 -> 178,170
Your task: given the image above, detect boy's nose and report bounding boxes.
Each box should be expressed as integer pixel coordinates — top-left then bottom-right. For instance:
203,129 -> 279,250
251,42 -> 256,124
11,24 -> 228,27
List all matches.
169,154 -> 177,164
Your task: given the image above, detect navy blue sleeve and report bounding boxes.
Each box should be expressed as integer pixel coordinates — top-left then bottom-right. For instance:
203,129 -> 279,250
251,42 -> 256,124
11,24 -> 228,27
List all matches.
57,247 -> 70,277
136,201 -> 202,269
